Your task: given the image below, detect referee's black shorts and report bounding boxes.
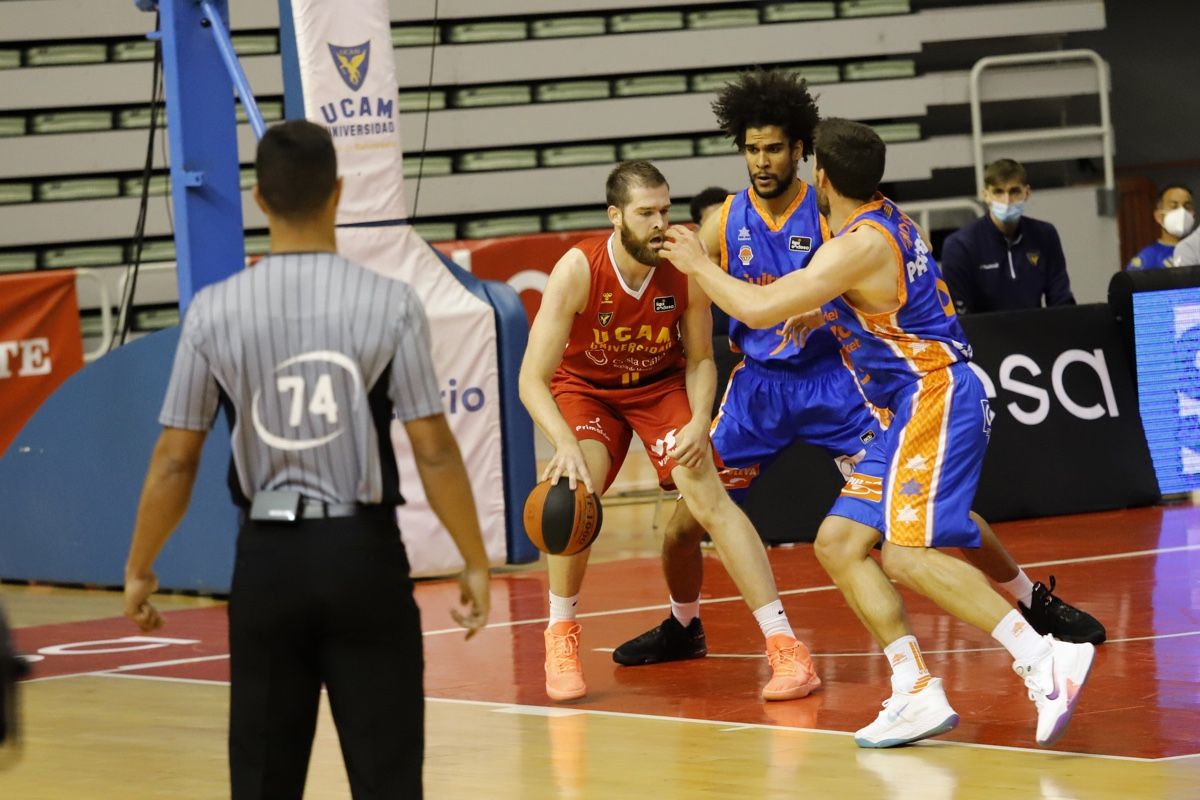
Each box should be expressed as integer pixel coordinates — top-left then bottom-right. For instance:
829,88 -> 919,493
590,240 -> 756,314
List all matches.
229,506 -> 424,800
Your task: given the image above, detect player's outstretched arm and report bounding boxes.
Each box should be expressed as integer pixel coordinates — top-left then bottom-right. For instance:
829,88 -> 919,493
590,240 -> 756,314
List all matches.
123,427 -> 207,632
696,207 -> 726,269
664,225 -> 884,328
671,276 -> 716,470
517,249 -> 596,493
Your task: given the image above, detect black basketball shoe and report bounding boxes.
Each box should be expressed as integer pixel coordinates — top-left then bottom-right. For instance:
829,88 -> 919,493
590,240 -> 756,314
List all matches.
1018,575 -> 1106,645
612,616 -> 707,666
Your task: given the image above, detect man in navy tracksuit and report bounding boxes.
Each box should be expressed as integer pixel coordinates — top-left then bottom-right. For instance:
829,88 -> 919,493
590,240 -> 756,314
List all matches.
941,158 -> 1076,314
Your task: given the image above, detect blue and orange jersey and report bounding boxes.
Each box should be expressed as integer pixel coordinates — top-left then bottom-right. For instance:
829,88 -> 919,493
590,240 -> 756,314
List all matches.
717,182 -> 840,367
826,194 -> 972,409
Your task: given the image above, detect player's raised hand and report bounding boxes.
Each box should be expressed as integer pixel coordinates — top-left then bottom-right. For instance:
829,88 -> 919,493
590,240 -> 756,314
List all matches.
668,419 -> 710,470
543,441 -> 596,495
661,225 -> 707,273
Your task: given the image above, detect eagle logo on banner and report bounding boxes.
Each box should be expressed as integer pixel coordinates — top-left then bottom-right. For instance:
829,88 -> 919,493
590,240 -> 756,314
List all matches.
328,42 -> 370,92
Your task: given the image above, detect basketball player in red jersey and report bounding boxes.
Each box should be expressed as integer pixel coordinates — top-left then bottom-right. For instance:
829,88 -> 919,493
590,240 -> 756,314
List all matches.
520,161 -> 820,703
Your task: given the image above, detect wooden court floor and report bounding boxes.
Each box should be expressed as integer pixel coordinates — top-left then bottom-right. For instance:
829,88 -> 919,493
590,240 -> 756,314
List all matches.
3,499 -> 1200,798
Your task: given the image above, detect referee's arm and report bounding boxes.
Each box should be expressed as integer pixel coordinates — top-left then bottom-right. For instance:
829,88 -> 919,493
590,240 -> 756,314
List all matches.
393,291 -> 491,638
124,427 -> 207,631
124,296 -> 218,632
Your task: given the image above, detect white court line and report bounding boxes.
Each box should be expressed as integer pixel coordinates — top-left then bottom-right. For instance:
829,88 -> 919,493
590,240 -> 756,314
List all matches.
99,671 -> 228,687
20,542 -> 1200,762
428,696 -> 1171,764
39,645 -> 1198,763
420,542 -> 1200,637
107,653 -> 230,672
1019,543 -> 1200,570
31,629 -> 1197,686
593,629 -> 1200,660
20,653 -> 231,684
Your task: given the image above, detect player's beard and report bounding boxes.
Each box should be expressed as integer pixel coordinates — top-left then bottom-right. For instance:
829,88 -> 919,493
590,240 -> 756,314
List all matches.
620,224 -> 662,267
816,182 -> 831,217
749,162 -> 796,200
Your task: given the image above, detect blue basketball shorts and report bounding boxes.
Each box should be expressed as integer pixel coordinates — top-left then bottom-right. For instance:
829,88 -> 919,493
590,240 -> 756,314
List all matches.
710,357 -> 888,503
828,362 -> 991,549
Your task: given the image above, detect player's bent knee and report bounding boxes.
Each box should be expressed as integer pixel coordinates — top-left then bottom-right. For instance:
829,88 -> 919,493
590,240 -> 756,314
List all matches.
663,502 -> 705,546
879,540 -> 929,585
814,517 -> 877,572
680,494 -> 724,531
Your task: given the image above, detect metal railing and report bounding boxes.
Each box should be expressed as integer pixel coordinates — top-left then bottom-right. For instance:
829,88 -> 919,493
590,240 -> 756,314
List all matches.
969,49 -> 1114,197
75,268 -> 113,361
901,197 -> 986,232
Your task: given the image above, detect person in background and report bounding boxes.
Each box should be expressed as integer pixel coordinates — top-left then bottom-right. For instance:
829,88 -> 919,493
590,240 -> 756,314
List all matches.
1175,221 -> 1200,267
941,158 -> 1075,314
689,186 -> 730,228
689,186 -> 732,335
1127,184 -> 1194,270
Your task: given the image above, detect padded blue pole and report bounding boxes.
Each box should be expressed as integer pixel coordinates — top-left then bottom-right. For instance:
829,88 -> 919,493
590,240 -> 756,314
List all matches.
141,0 -> 245,313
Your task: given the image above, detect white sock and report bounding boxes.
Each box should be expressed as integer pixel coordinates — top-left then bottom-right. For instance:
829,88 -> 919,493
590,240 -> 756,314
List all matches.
991,609 -> 1052,667
884,635 -> 932,693
752,599 -> 794,640
548,592 -> 579,626
1000,570 -> 1036,608
670,596 -> 700,627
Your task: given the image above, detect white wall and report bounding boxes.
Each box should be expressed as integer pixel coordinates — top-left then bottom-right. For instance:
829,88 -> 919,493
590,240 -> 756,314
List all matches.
1025,185 -> 1121,304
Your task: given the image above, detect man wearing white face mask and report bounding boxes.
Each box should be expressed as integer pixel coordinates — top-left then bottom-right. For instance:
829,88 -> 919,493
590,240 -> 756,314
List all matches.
941,158 -> 1076,314
1127,185 -> 1195,270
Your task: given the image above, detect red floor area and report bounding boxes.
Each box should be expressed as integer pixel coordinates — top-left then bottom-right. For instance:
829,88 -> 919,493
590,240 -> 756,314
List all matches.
15,505 -> 1200,759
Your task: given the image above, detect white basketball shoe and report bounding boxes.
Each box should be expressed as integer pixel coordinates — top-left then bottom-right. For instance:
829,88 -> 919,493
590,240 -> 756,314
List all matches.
854,676 -> 960,748
1015,635 -> 1095,747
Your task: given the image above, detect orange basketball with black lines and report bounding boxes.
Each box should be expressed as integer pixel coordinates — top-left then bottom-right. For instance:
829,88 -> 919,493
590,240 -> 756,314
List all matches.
522,479 -> 603,556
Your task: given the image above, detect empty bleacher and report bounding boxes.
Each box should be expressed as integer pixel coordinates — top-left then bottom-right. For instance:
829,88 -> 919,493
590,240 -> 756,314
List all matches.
0,0 -> 1110,339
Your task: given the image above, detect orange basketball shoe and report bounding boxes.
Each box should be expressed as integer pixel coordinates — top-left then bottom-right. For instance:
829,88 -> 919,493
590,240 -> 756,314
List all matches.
545,621 -> 587,702
762,634 -> 822,701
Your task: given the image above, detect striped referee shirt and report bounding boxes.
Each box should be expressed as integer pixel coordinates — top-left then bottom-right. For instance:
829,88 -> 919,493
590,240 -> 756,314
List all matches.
159,252 -> 441,507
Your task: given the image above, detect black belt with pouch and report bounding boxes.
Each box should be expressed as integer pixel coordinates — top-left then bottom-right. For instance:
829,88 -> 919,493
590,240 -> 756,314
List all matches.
249,491 -> 360,523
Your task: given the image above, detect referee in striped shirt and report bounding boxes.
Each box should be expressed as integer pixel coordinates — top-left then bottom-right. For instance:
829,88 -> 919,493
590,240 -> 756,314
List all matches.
122,120 -> 490,799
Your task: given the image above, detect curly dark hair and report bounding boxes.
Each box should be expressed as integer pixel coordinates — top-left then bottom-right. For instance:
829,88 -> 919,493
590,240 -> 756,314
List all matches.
711,68 -> 821,156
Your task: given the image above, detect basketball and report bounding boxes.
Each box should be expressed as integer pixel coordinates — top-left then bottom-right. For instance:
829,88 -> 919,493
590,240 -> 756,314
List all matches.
522,479 -> 603,556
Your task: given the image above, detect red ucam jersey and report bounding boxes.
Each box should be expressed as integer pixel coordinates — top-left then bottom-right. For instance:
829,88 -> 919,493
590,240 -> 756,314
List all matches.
554,233 -> 690,389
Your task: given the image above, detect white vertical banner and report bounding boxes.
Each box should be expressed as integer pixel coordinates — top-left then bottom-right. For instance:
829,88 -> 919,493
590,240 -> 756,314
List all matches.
289,0 -> 406,222
286,0 -> 507,575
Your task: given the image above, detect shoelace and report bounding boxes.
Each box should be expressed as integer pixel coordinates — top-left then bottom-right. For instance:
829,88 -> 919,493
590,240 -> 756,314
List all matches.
1015,663 -> 1050,709
1038,575 -> 1084,621
767,642 -> 800,677
549,630 -> 581,673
